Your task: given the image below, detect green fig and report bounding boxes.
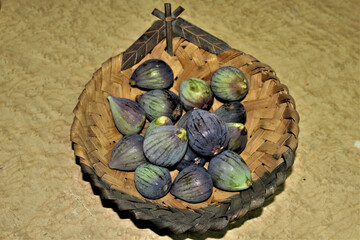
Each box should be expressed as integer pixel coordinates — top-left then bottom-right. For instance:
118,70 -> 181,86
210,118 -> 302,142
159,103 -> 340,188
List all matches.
136,90 -> 183,123
129,59 -> 174,90
179,78 -> 214,111
208,150 -> 252,191
107,96 -> 146,135
210,66 -> 249,101
144,116 -> 173,137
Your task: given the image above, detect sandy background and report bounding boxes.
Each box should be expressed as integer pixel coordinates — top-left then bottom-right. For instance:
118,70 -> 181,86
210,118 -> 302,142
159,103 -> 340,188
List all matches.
0,0 -> 359,239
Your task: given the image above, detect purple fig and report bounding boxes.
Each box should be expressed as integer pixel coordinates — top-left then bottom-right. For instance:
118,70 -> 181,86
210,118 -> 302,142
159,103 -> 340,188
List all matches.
186,109 -> 229,157
176,147 -> 207,171
226,123 -> 248,154
170,165 -> 213,203
214,101 -> 247,124
109,134 -> 147,171
143,125 -> 188,167
134,163 -> 172,199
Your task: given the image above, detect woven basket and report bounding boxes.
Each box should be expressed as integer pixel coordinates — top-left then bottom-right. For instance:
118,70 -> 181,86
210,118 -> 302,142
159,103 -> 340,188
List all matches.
70,37 -> 299,234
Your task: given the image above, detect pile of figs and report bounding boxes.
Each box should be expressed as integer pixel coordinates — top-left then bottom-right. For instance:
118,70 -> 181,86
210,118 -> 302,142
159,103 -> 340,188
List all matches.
107,59 -> 252,203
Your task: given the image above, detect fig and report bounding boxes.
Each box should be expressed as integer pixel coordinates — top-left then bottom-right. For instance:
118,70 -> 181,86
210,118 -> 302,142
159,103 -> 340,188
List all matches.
129,59 -> 174,90
210,66 -> 249,101
176,108 -> 195,130
134,163 -> 172,199
176,147 -> 206,171
186,109 -> 229,157
107,96 -> 146,135
144,116 -> 173,137
226,123 -> 248,154
136,90 -> 183,123
214,101 -> 247,124
143,125 -> 188,167
208,150 -> 252,191
170,165 -> 213,203
179,78 -> 213,111
108,134 -> 147,171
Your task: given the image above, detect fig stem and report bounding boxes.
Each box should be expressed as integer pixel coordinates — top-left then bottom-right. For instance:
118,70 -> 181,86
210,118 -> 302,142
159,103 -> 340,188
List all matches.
176,128 -> 187,141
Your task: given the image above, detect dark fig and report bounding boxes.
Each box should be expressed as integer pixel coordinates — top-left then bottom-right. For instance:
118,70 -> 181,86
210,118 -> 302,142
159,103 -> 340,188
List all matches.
226,123 -> 248,154
134,163 -> 172,199
208,150 -> 252,191
109,134 -> 147,171
179,78 -> 213,111
214,101 -> 247,124
136,90 -> 183,123
170,165 -> 213,203
176,147 -> 207,171
210,66 -> 249,101
143,125 -> 188,167
129,59 -> 174,90
107,96 -> 146,135
144,116 -> 173,137
176,108 -> 195,130
186,109 -> 229,157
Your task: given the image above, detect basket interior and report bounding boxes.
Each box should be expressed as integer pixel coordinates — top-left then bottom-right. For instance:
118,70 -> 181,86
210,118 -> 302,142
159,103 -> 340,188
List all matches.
71,37 -> 299,210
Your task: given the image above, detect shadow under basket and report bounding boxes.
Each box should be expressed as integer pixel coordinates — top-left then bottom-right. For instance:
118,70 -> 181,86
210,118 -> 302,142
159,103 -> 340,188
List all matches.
70,37 -> 299,234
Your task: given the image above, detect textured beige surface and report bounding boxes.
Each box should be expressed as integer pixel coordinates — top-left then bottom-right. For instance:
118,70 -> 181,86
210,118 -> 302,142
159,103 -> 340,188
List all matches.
0,0 -> 359,239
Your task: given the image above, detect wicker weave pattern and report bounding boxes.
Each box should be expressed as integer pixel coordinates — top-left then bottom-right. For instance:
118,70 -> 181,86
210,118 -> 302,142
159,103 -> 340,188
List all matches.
70,37 -> 299,233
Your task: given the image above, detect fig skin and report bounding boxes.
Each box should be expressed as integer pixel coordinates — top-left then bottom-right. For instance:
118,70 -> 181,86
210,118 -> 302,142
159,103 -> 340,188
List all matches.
179,78 -> 214,111
136,90 -> 183,123
214,101 -> 247,124
210,66 -> 249,102
129,59 -> 174,90
208,150 -> 252,191
176,146 -> 207,171
186,109 -> 230,157
176,108 -> 195,130
170,165 -> 213,203
226,122 -> 248,154
143,125 -> 188,167
134,163 -> 172,199
109,134 -> 147,171
107,96 -> 146,135
144,116 -> 173,137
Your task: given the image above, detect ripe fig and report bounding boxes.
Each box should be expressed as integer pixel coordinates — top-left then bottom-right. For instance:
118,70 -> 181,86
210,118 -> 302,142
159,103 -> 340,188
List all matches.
109,134 -> 147,171
186,109 -> 229,157
129,59 -> 174,90
214,101 -> 247,124
107,96 -> 146,135
226,123 -> 248,154
136,90 -> 183,123
210,66 -> 249,101
179,78 -> 213,111
134,163 -> 172,199
170,165 -> 213,203
176,147 -> 207,171
143,125 -> 188,167
208,150 -> 252,191
144,116 -> 173,137
176,108 -> 195,130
